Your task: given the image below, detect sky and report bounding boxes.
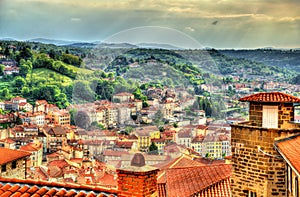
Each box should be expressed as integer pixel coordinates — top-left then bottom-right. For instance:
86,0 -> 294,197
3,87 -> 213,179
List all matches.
0,0 -> 299,49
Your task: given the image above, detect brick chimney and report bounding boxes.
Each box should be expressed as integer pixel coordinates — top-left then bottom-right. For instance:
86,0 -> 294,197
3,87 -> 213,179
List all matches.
117,153 -> 158,197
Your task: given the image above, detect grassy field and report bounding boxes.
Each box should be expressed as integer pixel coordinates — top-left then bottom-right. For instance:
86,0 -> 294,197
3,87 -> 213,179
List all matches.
29,68 -> 73,86
66,64 -> 94,75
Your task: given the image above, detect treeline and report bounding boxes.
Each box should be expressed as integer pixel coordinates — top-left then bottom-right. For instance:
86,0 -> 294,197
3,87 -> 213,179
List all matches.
33,53 -> 78,78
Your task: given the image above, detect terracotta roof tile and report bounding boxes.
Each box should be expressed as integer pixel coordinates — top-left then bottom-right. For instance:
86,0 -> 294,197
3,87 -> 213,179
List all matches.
164,164 -> 231,197
0,148 -> 31,165
239,92 -> 300,103
275,134 -> 300,174
0,177 -> 117,197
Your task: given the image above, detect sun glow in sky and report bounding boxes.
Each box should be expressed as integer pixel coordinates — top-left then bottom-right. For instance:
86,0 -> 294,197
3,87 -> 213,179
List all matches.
0,0 -> 299,48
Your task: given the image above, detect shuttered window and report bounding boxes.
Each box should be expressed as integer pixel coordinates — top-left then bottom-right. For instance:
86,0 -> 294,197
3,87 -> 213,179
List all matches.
262,105 -> 278,128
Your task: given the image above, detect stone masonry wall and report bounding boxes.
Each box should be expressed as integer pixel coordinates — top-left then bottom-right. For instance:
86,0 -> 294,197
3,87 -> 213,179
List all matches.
117,169 -> 158,197
0,159 -> 26,179
231,124 -> 300,197
249,103 -> 299,129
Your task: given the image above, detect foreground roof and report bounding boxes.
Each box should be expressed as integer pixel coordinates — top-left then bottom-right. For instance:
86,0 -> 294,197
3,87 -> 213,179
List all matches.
164,164 -> 231,197
239,92 -> 300,103
0,148 -> 31,165
0,177 -> 117,197
275,134 -> 300,174
156,155 -> 231,197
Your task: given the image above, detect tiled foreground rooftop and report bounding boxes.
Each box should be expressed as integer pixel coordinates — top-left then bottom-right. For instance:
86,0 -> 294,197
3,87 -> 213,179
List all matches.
0,177 -> 117,197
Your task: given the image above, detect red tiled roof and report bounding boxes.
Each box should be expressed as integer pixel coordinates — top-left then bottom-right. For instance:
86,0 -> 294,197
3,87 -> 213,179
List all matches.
0,177 -> 117,197
239,92 -> 300,103
0,148 -> 31,165
275,134 -> 300,174
164,164 -> 231,197
156,155 -> 205,184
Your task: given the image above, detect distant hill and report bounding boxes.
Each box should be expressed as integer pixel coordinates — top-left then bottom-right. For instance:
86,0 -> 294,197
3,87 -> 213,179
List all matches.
27,38 -> 78,46
0,37 -> 17,41
219,49 -> 300,73
137,43 -> 182,50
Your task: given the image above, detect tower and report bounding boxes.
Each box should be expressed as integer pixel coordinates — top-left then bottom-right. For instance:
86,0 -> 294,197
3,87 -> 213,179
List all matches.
231,92 -> 300,196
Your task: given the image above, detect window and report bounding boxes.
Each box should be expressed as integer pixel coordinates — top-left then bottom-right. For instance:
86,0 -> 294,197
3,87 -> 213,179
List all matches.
295,177 -> 299,197
262,105 -> 278,128
12,161 -> 17,169
247,191 -> 257,197
1,164 -> 6,172
294,106 -> 300,122
288,166 -> 292,192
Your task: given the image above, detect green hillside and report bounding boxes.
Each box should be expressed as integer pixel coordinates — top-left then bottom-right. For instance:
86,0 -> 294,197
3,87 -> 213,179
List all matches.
29,68 -> 73,86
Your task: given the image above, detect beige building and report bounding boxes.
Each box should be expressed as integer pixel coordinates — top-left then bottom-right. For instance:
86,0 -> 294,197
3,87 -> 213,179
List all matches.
20,140 -> 43,167
48,110 -> 70,126
112,92 -> 134,103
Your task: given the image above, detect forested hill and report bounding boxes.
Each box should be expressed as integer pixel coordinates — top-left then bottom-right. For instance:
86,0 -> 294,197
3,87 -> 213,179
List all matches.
219,49 -> 300,73
105,48 -> 294,81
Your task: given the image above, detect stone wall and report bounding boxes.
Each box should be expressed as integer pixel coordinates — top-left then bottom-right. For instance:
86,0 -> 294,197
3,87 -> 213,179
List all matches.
0,159 -> 26,179
231,124 -> 300,197
249,103 -> 300,129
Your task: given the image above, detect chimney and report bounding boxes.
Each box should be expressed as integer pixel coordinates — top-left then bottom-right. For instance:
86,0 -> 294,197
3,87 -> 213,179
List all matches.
117,153 -> 158,197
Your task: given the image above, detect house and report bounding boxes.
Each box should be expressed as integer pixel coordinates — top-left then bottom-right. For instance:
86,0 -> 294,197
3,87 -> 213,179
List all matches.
0,147 -> 31,179
3,66 -> 19,75
18,102 -> 33,112
12,124 -> 39,138
42,126 -> 68,153
176,129 -> 193,148
48,110 -> 70,126
0,138 -> 16,149
11,96 -> 26,104
275,134 -> 300,197
20,140 -> 43,167
35,100 -> 48,113
191,135 -> 204,155
231,92 -> 300,196
112,92 -> 134,103
134,126 -> 160,152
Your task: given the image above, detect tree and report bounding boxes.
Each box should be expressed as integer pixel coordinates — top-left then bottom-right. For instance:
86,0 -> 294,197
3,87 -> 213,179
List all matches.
133,88 -> 148,107
0,88 -> 11,100
73,80 -> 95,103
21,87 -> 31,97
153,110 -> 164,126
75,111 -> 91,129
148,142 -> 158,154
54,93 -> 69,109
61,53 -> 82,67
0,64 -> 4,76
69,108 -> 77,125
19,47 -> 33,61
14,76 -> 27,89
33,53 -> 53,69
4,47 -> 10,58
95,80 -> 115,101
32,85 -> 61,103
19,61 -> 32,78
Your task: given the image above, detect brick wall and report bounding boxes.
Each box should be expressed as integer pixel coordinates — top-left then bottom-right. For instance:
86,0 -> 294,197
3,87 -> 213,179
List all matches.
117,167 -> 158,197
231,124 -> 300,197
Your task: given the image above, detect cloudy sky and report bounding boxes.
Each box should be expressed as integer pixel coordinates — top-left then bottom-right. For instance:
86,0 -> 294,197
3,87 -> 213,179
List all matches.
0,0 -> 299,48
